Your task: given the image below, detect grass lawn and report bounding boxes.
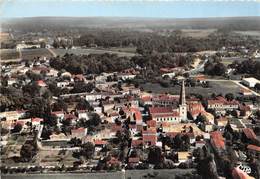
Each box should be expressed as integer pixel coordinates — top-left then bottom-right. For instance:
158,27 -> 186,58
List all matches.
21,48 -> 53,60
52,48 -> 136,57
0,49 -> 19,60
141,80 -> 243,97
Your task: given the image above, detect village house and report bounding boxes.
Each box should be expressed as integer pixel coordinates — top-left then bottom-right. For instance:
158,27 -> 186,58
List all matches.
31,117 -> 44,129
152,94 -> 179,107
207,96 -> 239,114
214,116 -> 228,127
71,127 -> 88,139
210,131 -> 226,155
142,128 -> 157,146
247,144 -> 260,155
118,68 -> 139,81
187,102 -> 205,120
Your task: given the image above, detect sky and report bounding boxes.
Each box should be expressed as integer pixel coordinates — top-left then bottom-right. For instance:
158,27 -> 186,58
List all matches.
1,0 -> 260,18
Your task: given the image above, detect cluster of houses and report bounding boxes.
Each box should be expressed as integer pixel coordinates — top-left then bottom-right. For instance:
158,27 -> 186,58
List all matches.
1,56 -> 260,178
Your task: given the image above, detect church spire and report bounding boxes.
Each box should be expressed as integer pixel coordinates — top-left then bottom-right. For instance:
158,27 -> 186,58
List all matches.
180,80 -> 186,105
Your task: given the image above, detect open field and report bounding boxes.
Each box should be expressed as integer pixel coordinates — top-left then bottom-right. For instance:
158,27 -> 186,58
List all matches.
52,48 -> 136,57
21,48 -> 53,60
221,57 -> 260,66
0,49 -> 19,60
103,47 -> 137,53
234,31 -> 260,37
37,150 -> 75,167
181,29 -> 216,38
141,80 -> 243,97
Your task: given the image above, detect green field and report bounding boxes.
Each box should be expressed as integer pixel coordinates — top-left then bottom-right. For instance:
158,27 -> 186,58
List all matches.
141,80 -> 243,97
21,48 -> 53,60
181,29 -> 216,38
0,49 -> 19,60
52,47 -> 136,57
221,57 -> 260,66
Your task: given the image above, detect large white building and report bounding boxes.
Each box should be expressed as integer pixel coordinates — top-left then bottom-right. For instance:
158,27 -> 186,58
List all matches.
242,77 -> 260,88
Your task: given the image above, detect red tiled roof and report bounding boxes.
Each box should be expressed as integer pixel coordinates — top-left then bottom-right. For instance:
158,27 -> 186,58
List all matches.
107,157 -> 121,165
149,107 -> 173,114
142,96 -> 152,102
131,140 -> 143,147
152,111 -> 180,118
188,103 -> 204,112
94,139 -> 108,145
146,120 -> 156,128
36,80 -> 47,87
208,96 -> 239,106
162,122 -> 171,128
128,157 -> 139,163
243,128 -> 257,140
31,117 -> 43,123
194,75 -> 206,81
143,135 -> 157,143
15,121 -> 25,126
210,131 -> 225,150
71,127 -> 85,133
153,95 -> 179,102
247,144 -> 260,152
131,108 -> 142,121
142,128 -> 157,135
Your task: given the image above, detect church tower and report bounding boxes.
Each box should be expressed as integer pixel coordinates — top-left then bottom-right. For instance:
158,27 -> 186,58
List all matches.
179,80 -> 187,121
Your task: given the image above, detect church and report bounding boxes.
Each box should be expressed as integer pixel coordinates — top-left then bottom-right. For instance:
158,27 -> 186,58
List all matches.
149,80 -> 187,124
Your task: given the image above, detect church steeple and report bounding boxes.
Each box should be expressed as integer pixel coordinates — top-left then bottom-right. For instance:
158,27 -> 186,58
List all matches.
180,80 -> 186,105
179,80 -> 187,121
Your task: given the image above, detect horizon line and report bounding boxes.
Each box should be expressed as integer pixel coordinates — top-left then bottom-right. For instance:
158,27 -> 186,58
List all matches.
3,15 -> 260,20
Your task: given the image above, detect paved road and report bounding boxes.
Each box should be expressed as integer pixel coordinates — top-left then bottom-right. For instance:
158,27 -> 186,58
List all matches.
47,48 -> 57,57
2,169 -> 195,179
187,59 -> 208,75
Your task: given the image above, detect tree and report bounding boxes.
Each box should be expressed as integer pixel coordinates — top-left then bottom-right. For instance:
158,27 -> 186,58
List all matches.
12,123 -> 22,133
40,41 -> 46,48
225,93 -> 234,101
71,82 -> 94,93
196,113 -> 206,124
197,155 -> 218,179
87,113 -> 101,127
255,83 -> 260,91
76,99 -> 91,110
52,99 -> 67,112
20,143 -> 37,162
80,142 -> 94,160
147,146 -> 162,165
22,82 -> 40,97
